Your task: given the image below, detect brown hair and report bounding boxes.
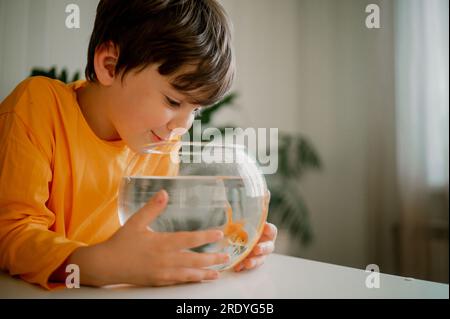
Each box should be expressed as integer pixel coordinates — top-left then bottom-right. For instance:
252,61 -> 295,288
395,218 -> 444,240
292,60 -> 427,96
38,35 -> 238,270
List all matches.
85,0 -> 235,106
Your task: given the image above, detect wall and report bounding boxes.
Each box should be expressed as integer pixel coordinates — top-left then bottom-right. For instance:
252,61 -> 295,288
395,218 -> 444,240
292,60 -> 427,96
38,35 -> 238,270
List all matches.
0,0 -> 97,99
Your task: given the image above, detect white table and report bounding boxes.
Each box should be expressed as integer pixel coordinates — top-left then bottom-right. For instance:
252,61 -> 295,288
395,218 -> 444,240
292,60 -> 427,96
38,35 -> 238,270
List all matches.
0,254 -> 447,299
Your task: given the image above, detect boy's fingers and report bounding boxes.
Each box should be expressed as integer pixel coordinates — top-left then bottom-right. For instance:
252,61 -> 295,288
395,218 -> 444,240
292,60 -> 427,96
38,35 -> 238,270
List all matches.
174,251 -> 230,268
127,189 -> 168,229
235,255 -> 266,272
167,229 -> 224,250
263,222 -> 277,240
253,241 -> 275,256
244,255 -> 266,270
234,263 -> 244,272
157,268 -> 219,284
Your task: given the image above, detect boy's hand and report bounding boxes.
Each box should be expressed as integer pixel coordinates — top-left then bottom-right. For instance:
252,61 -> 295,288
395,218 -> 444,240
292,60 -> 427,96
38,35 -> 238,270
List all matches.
233,191 -> 277,272
69,190 -> 229,287
232,222 -> 277,272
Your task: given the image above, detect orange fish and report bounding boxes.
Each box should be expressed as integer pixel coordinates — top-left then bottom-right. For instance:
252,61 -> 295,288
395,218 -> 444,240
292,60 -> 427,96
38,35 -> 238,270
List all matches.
223,202 -> 248,247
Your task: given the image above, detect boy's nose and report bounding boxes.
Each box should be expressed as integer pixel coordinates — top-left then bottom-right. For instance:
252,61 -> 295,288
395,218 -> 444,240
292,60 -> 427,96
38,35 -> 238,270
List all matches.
168,127 -> 188,139
167,112 -> 194,135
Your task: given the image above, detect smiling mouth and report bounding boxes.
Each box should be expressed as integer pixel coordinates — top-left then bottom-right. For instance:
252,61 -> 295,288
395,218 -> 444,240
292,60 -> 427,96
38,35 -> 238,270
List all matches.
150,130 -> 165,142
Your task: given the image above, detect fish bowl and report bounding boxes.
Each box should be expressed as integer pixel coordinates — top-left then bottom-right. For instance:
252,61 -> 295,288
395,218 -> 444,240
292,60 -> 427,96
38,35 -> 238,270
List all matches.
118,141 -> 269,271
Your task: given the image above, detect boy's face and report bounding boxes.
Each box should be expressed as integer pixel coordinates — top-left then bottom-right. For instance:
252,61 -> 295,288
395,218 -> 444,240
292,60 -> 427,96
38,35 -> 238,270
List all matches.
102,63 -> 201,152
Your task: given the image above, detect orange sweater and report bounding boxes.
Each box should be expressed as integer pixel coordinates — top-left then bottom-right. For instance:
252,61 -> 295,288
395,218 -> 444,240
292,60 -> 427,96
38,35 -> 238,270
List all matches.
0,76 -> 174,290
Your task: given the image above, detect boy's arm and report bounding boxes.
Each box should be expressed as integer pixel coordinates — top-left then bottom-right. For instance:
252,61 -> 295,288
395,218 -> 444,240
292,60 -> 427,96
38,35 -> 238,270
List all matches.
0,111 -> 86,290
49,244 -> 108,287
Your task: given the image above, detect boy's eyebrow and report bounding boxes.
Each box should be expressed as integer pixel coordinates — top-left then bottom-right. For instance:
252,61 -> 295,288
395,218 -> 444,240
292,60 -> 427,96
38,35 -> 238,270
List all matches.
163,91 -> 204,111
161,84 -> 184,102
166,86 -> 203,107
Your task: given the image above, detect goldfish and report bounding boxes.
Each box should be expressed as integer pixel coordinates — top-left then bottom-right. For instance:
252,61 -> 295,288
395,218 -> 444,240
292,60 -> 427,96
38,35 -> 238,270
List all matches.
223,202 -> 248,250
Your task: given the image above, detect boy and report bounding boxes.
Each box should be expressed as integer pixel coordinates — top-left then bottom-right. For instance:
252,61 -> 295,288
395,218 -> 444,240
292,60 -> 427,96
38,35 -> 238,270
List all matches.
0,0 -> 277,290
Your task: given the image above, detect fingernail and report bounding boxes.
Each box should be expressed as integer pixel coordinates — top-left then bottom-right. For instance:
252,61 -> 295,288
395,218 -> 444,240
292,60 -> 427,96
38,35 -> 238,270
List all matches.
214,230 -> 224,240
154,190 -> 166,204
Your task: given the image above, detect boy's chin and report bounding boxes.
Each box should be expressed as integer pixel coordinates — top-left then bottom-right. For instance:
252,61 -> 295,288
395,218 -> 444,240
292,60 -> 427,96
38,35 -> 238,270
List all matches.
118,137 -> 143,153
127,142 -> 146,153
122,132 -> 178,153
126,140 -> 159,153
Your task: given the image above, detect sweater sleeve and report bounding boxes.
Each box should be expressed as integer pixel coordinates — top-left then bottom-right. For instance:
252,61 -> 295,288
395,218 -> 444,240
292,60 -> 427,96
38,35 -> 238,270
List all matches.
0,109 -> 86,290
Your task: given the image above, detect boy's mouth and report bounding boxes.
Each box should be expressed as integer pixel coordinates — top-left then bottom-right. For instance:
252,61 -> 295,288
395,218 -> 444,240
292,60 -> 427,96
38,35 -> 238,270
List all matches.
150,130 -> 165,142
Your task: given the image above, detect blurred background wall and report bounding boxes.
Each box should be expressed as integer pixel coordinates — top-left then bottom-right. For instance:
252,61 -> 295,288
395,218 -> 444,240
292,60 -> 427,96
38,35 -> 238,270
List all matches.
0,0 -> 448,283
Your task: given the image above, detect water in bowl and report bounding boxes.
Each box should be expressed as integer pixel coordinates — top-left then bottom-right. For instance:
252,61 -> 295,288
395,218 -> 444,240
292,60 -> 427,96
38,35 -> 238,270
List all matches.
118,176 -> 267,270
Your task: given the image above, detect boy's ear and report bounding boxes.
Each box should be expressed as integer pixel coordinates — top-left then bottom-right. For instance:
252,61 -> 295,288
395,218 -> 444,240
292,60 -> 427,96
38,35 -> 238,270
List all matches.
94,41 -> 119,86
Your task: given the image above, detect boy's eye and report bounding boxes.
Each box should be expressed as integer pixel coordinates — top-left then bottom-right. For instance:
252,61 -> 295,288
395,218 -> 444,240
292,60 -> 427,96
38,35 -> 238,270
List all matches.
165,96 -> 181,107
165,94 -> 201,116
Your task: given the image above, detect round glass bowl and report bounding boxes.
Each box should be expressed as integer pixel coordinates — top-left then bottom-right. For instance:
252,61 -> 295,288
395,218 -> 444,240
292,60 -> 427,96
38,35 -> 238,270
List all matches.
118,141 -> 268,271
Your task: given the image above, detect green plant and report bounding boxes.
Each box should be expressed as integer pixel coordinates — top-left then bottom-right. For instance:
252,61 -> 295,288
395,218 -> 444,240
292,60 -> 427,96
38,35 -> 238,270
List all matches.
190,93 -> 322,245
30,66 -> 80,83
265,134 -> 321,244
